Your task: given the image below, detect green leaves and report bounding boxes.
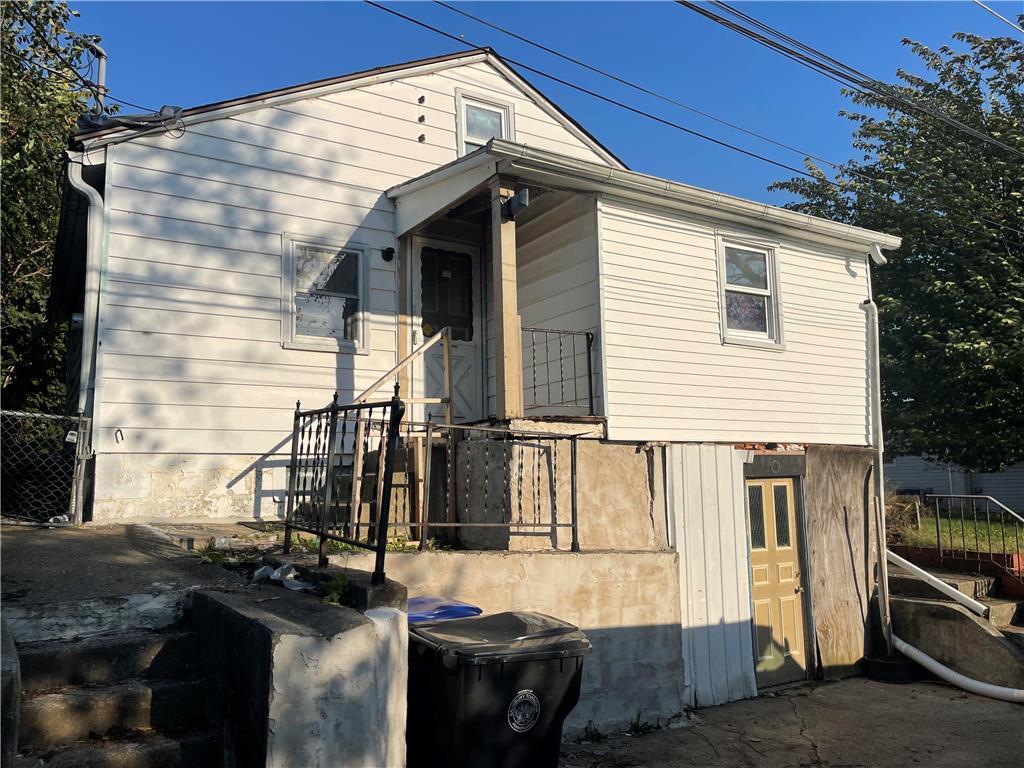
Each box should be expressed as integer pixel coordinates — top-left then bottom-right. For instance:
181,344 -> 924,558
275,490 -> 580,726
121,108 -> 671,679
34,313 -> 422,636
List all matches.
774,22 -> 1024,473
2,2 -> 101,412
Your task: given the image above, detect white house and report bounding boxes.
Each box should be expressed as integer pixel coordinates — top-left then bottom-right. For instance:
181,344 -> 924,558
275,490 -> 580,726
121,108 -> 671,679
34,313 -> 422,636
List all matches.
53,49 -> 904,714
885,455 -> 1024,512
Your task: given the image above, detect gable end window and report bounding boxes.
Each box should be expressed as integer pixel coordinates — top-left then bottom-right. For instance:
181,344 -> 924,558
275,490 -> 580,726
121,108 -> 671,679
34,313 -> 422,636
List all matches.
718,239 -> 783,347
282,234 -> 369,353
456,90 -> 514,156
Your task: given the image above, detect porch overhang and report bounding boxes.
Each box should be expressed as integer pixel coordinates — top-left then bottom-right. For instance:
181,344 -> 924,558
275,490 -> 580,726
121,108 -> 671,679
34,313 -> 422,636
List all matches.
387,139 -> 902,254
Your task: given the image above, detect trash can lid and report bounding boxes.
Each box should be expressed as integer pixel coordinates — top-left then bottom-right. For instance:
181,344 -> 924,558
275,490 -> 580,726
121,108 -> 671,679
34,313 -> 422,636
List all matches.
407,596 -> 482,624
409,611 -> 592,666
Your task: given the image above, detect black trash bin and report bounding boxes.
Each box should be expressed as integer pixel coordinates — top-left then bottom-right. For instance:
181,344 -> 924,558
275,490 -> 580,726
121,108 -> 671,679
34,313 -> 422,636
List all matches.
407,611 -> 591,768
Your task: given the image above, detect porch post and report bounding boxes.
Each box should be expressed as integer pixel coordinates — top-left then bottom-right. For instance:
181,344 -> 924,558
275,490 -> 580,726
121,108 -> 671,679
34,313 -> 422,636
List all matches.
490,177 -> 524,420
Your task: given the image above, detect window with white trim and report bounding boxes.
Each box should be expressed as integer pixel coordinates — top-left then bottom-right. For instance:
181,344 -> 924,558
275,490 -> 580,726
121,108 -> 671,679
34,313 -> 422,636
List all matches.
457,91 -> 513,156
282,234 -> 368,352
720,241 -> 782,346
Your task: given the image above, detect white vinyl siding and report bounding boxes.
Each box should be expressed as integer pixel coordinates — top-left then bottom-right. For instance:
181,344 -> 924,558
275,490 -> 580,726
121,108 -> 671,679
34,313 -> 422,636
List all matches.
668,443 -> 758,706
95,59 -> 610,457
483,195 -> 603,418
598,198 -> 873,445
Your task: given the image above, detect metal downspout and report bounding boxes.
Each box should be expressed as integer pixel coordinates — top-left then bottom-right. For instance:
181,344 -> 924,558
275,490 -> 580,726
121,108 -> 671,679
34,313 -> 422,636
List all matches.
65,152 -> 105,418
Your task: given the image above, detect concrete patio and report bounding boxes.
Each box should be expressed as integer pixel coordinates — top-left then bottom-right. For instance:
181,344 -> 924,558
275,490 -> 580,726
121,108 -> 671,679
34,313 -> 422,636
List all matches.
561,678 -> 1022,768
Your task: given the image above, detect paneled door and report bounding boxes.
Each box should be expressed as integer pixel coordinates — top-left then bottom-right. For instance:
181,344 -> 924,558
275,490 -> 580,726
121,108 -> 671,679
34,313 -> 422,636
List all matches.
412,238 -> 484,423
746,478 -> 809,688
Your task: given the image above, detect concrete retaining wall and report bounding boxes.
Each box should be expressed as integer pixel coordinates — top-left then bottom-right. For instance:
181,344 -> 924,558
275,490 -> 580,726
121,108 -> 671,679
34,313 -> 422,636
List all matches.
193,588 -> 406,768
334,550 -> 685,732
454,436 -> 668,551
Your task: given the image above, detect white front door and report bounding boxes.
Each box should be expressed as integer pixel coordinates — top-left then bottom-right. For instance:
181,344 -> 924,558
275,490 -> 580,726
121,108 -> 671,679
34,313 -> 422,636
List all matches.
411,237 -> 484,423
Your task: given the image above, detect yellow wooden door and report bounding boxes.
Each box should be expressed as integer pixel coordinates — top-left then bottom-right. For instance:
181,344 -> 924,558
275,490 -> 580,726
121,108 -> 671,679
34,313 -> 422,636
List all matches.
746,478 -> 808,688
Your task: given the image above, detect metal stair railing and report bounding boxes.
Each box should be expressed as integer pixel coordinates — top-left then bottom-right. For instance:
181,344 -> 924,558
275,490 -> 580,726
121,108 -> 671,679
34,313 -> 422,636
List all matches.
925,494 -> 1024,582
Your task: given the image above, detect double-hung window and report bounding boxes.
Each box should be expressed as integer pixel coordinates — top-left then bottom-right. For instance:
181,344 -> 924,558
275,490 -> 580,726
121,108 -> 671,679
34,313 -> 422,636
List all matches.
719,240 -> 783,347
456,90 -> 513,156
282,233 -> 368,353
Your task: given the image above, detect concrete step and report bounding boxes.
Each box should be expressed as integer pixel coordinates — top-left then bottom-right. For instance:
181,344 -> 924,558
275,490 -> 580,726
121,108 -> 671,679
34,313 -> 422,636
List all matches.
1001,624 -> 1024,654
887,568 -> 998,601
19,680 -> 208,749
22,729 -> 219,768
981,598 -> 1024,628
18,630 -> 198,694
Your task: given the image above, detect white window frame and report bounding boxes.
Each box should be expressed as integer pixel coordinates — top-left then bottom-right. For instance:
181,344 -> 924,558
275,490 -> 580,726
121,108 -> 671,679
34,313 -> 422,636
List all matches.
717,235 -> 785,350
455,89 -> 515,157
281,232 -> 371,355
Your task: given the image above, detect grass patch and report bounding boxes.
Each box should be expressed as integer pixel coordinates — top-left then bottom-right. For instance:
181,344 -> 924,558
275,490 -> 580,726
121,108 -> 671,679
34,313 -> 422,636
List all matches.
891,515 -> 1021,555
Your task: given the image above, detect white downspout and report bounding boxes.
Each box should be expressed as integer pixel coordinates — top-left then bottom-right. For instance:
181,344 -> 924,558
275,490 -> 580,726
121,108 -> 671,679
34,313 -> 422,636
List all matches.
65,151 -> 105,418
863,292 -> 893,655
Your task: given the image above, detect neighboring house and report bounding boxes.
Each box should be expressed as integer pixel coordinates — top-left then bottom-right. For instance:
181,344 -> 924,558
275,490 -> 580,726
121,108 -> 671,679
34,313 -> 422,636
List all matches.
51,49 -> 903,716
886,455 -> 1024,513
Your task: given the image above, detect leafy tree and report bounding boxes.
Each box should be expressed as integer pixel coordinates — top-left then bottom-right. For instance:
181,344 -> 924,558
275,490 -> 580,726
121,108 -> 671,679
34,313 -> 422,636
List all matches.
1,1 -> 100,412
772,25 -> 1023,473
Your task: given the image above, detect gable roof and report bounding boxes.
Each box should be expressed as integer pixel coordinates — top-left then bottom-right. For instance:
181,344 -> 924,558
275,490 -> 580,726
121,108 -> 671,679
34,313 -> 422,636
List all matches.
72,48 -> 627,168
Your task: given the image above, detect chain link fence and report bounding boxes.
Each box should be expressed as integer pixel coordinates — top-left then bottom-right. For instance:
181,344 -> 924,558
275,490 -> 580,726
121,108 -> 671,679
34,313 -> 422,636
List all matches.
1,411 -> 91,524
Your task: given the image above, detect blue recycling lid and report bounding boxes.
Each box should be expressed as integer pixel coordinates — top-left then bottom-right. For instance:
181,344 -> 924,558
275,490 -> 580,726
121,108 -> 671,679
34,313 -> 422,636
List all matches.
407,596 -> 482,624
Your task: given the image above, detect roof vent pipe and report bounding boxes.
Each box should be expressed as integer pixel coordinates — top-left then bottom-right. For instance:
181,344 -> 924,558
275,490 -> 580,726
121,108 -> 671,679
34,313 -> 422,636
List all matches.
85,42 -> 107,115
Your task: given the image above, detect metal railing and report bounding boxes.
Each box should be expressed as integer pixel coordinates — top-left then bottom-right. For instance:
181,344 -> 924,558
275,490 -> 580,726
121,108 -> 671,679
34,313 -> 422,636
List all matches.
522,327 -> 595,416
1,411 -> 92,524
282,390 -> 406,582
926,494 -> 1023,582
383,420 -> 583,552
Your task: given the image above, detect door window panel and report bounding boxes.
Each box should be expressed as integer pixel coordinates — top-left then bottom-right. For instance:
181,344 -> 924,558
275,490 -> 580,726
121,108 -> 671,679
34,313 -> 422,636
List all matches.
773,484 -> 791,547
748,485 -> 767,549
421,247 -> 474,341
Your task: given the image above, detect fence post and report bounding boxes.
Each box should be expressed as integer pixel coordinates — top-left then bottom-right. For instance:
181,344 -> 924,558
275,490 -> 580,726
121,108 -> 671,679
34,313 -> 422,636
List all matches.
317,393 -> 340,569
570,435 -> 580,552
373,389 -> 407,585
585,332 -> 595,416
282,400 -> 302,555
419,421 -> 434,551
70,410 -> 90,525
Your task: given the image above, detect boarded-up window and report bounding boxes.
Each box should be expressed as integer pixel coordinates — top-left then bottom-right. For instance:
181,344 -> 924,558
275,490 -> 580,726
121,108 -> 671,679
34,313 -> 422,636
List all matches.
282,235 -> 366,352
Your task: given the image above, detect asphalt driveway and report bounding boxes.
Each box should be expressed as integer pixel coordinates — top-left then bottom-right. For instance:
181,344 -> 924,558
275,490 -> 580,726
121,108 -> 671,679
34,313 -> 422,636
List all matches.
561,678 -> 1022,768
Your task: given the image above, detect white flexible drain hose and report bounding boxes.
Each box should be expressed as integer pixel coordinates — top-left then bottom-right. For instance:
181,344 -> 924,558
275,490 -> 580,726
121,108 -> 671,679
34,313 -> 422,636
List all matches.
892,633 -> 1024,704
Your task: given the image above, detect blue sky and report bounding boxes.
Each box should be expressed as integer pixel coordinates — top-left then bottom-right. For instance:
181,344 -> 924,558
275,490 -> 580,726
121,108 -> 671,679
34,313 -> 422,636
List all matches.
69,1 -> 1020,203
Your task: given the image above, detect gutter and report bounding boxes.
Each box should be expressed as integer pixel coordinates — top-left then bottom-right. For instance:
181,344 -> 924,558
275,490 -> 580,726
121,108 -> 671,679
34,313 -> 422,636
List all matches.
483,139 -> 902,252
65,152 -> 105,417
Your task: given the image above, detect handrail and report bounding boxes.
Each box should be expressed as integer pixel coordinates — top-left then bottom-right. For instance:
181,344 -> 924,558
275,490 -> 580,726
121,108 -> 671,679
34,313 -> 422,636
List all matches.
354,327 -> 451,409
886,550 -> 989,618
927,494 -> 1024,525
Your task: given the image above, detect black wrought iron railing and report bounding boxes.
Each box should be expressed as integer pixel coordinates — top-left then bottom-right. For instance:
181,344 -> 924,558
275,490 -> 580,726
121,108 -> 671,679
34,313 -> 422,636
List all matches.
926,494 -> 1023,582
282,389 -> 405,582
521,327 -> 595,416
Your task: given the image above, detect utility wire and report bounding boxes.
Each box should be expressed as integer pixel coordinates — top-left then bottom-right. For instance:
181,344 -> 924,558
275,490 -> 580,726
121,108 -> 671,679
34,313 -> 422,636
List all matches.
434,0 -> 851,175
971,0 -> 1024,34
679,1 -> 1024,159
368,1 -> 1023,241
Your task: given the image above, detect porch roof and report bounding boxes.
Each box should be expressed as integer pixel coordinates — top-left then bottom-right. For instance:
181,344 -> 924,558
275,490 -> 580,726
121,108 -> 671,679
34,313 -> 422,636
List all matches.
386,139 -> 902,256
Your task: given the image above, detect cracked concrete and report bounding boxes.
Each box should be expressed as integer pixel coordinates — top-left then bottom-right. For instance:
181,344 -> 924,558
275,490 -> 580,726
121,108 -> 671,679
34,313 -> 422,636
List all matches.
560,678 -> 1023,768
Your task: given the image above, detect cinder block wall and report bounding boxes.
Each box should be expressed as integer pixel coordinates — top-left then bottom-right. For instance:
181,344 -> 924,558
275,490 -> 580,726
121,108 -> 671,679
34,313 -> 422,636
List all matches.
334,550 -> 685,732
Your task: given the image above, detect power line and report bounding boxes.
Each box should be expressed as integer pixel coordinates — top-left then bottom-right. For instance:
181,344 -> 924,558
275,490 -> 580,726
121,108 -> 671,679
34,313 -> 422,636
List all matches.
433,0 -> 848,174
678,1 -> 1024,159
364,1 -> 825,180
971,0 -> 1024,34
367,2 -> 1023,241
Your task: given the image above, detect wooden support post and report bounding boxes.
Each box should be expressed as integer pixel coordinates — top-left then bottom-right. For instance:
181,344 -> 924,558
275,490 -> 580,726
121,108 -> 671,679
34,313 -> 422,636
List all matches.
490,177 -> 524,420
442,330 -> 454,425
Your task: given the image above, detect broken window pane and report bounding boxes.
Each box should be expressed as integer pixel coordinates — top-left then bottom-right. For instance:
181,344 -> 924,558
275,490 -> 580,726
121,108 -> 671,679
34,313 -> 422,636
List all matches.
294,245 -> 360,341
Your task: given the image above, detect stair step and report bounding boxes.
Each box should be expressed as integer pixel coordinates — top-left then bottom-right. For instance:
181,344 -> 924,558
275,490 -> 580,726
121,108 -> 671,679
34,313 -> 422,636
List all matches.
18,630 -> 198,693
982,598 -> 1024,628
1001,624 -> 1024,653
19,680 -> 208,749
887,569 -> 997,600
23,729 -> 219,768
